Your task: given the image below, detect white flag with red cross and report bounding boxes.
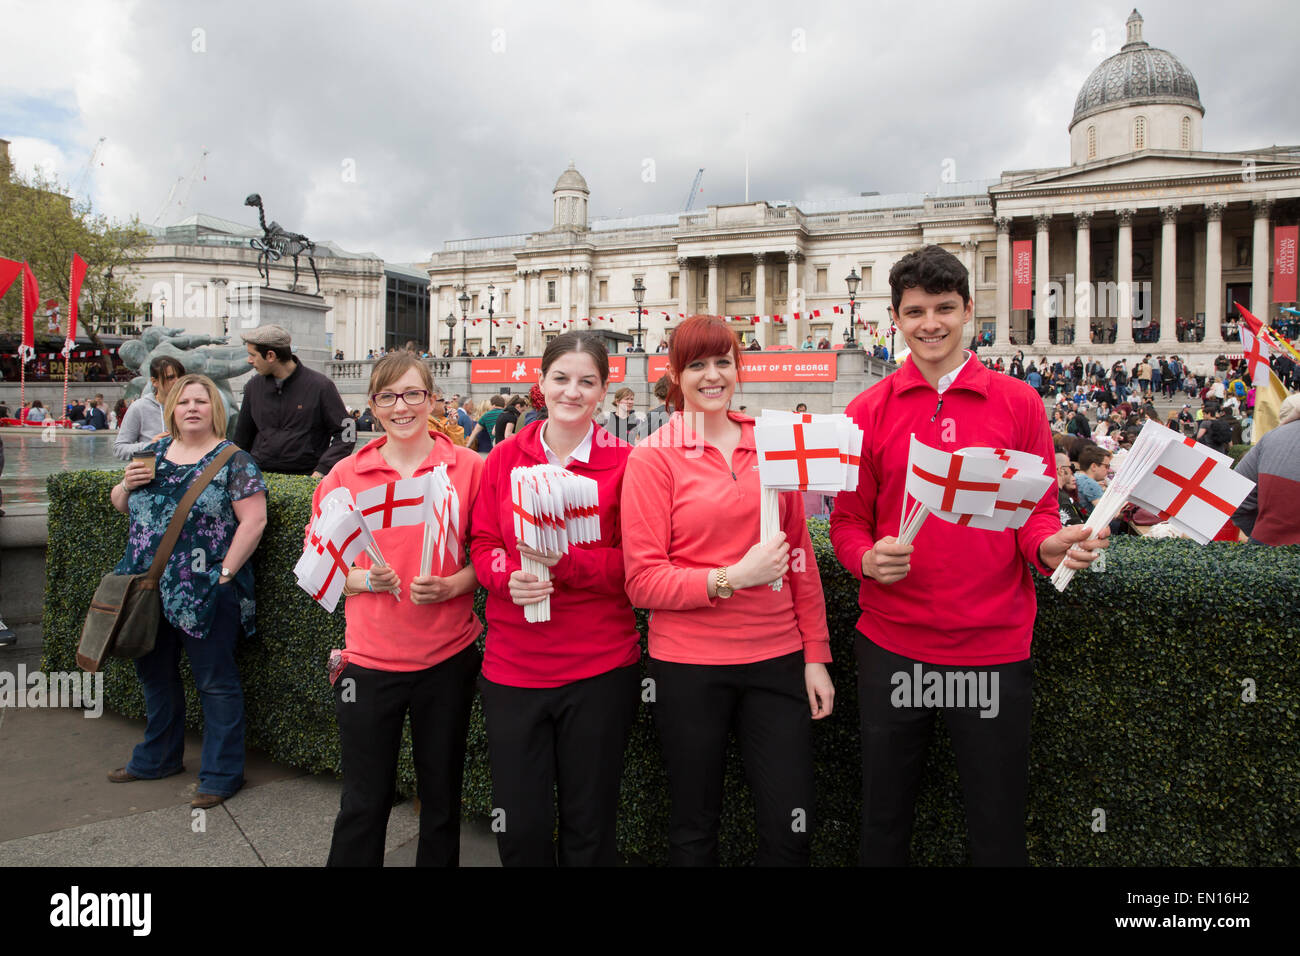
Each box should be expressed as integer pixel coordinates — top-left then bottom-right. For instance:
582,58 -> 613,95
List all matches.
508,464 -> 601,622
755,410 -> 862,492
932,445 -> 1054,531
296,487 -> 356,582
1128,437 -> 1254,545
356,476 -> 427,530
299,506 -> 372,613
905,436 -> 1004,518
420,466 -> 460,576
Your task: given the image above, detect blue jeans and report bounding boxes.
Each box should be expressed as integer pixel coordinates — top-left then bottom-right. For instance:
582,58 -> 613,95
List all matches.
127,583 -> 245,797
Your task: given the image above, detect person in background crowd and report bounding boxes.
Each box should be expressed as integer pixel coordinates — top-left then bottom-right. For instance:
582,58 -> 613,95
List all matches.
1056,451 -> 1083,525
520,384 -> 548,428
646,374 -> 672,436
314,353 -> 483,866
234,325 -> 354,477
494,394 -> 529,444
426,386 -> 466,445
466,394 -> 505,453
1074,444 -> 1110,514
1195,406 -> 1235,455
801,334 -> 815,350
78,397 -> 108,430
621,314 -> 834,866
470,333 -> 639,866
601,387 -> 642,445
449,396 -> 475,436
746,338 -> 762,351
107,374 -> 267,810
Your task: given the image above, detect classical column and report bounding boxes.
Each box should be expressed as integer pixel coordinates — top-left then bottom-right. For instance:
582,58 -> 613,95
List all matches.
994,217 -> 1011,348
1252,199 -> 1273,317
1034,214 -> 1051,347
1203,203 -> 1225,346
513,272 -> 526,350
1159,205 -> 1179,348
706,255 -> 719,316
1073,211 -> 1092,347
754,252 -> 767,346
786,250 -> 800,341
1116,209 -> 1135,348
677,257 -> 690,318
576,266 -> 590,327
560,267 -> 572,329
529,271 -> 541,353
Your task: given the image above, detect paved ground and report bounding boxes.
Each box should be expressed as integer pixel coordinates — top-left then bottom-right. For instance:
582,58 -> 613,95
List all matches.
0,624 -> 500,867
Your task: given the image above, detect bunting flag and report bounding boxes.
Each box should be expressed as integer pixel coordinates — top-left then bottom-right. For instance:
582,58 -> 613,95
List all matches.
64,253 -> 88,358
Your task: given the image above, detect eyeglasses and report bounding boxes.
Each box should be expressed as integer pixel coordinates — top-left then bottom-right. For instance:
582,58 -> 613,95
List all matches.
371,389 -> 431,407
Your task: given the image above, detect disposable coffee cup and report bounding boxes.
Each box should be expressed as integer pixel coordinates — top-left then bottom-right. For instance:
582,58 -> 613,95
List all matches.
131,451 -> 156,480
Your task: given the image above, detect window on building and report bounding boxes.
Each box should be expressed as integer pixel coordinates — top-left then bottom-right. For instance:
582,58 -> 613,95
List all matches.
598,279 -> 608,302
816,268 -> 828,293
698,271 -> 708,298
739,271 -> 752,296
543,331 -> 559,345
812,324 -> 831,343
775,325 -> 788,345
984,255 -> 997,284
670,275 -> 679,298
547,280 -> 556,304
469,338 -> 482,355
472,294 -> 479,312
1088,125 -> 1097,159
1134,115 -> 1146,150
859,265 -> 872,290
776,271 -> 787,295
1181,116 -> 1191,150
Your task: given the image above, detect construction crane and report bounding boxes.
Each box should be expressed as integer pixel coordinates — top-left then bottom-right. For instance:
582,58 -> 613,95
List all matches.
69,136 -> 106,199
683,168 -> 705,212
152,147 -> 210,226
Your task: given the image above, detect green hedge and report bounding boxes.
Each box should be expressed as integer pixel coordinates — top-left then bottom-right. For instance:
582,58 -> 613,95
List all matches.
43,471 -> 1299,865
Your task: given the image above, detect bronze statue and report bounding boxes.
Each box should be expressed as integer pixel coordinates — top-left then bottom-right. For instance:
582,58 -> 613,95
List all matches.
244,193 -> 321,295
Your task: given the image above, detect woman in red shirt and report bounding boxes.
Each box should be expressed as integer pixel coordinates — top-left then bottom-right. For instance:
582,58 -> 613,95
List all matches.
621,315 -> 835,866
310,352 -> 484,867
470,333 -> 641,866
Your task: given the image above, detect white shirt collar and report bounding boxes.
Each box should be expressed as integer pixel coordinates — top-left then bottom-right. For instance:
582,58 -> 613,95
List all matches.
540,421 -> 593,467
936,352 -> 974,395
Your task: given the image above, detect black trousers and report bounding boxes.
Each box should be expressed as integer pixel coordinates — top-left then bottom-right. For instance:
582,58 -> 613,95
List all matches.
478,664 -> 639,866
327,641 -> 480,867
650,651 -> 814,867
856,637 -> 1032,866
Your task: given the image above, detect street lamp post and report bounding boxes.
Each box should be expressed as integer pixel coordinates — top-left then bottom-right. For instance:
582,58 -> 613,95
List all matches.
888,308 -> 896,361
632,276 -> 646,352
844,268 -> 860,349
445,313 -> 457,358
159,295 -> 167,328
486,283 -> 496,355
458,291 -> 470,355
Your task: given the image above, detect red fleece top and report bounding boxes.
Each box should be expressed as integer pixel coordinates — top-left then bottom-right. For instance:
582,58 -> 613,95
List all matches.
470,420 -> 641,688
309,432 -> 484,672
621,411 -> 831,666
829,355 -> 1060,666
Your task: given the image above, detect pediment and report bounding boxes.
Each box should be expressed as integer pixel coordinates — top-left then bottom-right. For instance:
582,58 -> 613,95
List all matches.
993,151 -> 1299,194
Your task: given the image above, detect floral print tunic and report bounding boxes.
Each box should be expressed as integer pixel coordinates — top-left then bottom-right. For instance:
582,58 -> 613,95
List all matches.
114,438 -> 267,639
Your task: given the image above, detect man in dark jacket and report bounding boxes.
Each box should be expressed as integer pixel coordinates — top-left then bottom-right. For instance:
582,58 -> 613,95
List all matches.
234,325 -> 354,476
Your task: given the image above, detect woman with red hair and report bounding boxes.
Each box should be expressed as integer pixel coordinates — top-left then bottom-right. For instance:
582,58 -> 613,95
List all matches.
621,315 -> 835,866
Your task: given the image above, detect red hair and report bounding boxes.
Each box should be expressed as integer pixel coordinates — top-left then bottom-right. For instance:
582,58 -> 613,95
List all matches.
666,315 -> 743,411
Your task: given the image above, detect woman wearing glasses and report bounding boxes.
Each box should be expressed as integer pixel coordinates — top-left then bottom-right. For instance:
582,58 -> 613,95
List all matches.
310,353 -> 484,867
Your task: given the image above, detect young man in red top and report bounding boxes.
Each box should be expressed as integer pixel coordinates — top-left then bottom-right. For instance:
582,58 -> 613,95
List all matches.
829,245 -> 1107,865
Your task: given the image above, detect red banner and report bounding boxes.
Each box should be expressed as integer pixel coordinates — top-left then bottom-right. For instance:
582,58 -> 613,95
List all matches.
1012,240 -> 1033,311
472,356 -> 626,384
740,354 -> 836,382
1274,225 -> 1298,302
647,355 -> 670,379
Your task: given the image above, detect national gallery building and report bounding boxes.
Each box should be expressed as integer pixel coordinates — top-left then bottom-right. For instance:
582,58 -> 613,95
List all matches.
424,12 -> 1299,364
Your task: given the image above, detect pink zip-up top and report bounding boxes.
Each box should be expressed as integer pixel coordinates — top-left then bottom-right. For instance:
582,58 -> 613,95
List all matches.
621,410 -> 831,666
308,432 -> 484,672
828,355 -> 1060,666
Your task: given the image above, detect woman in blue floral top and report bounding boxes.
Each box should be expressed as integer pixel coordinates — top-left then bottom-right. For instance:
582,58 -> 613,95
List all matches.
107,374 -> 268,809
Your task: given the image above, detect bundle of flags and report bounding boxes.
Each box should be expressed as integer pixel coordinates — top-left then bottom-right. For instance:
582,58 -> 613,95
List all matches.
510,464 -> 601,622
1235,304 -> 1292,442
1051,420 -> 1255,591
898,437 -> 1054,547
294,468 -> 461,612
754,410 -> 863,590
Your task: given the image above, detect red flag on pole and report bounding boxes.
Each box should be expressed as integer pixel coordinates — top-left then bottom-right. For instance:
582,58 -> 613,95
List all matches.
1274,225 -> 1298,302
0,258 -> 21,300
1012,240 -> 1033,310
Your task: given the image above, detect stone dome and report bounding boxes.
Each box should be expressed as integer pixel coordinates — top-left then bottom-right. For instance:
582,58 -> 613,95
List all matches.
1070,11 -> 1203,130
553,162 -> 589,194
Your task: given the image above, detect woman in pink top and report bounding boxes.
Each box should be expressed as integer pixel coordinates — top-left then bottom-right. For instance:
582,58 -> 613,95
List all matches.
621,315 -> 835,865
310,353 -> 484,867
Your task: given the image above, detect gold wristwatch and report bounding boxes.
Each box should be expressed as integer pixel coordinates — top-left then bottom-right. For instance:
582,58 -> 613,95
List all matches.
714,567 -> 734,599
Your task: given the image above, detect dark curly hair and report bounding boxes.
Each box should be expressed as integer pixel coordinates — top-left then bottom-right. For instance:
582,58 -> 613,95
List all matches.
888,244 -> 970,313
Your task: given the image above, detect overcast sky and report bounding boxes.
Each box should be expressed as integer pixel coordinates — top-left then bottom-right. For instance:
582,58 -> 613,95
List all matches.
3,0 -> 1296,264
